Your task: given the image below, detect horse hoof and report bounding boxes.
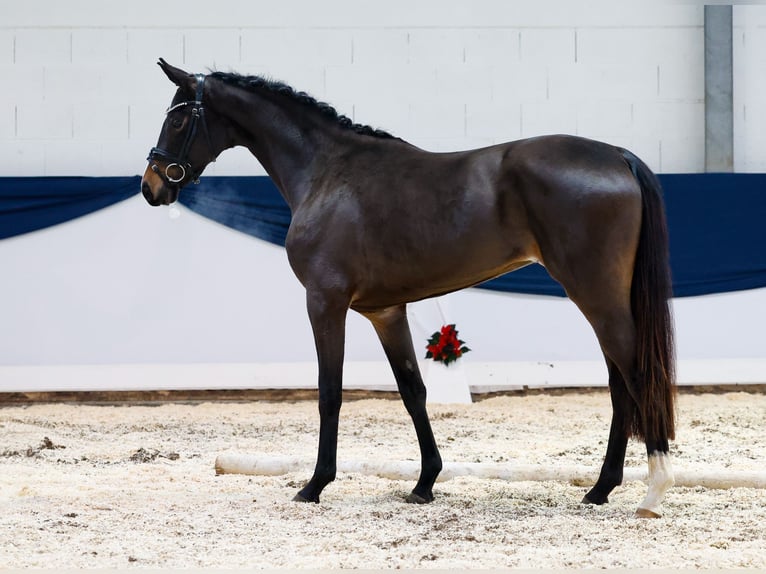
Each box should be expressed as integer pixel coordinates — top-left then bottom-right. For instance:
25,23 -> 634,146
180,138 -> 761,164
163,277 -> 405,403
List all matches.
292,492 -> 319,503
405,491 -> 433,504
634,507 -> 661,519
581,493 -> 608,505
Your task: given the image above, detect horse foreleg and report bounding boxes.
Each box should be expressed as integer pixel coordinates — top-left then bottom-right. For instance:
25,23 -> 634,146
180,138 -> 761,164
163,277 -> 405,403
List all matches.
366,305 -> 443,503
293,292 -> 348,503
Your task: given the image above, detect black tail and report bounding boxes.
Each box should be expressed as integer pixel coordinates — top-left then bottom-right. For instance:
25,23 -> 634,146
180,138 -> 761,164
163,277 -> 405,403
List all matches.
621,149 -> 676,442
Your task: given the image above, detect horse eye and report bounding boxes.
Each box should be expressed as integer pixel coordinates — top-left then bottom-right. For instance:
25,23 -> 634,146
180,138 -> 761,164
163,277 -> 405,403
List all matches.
170,117 -> 183,129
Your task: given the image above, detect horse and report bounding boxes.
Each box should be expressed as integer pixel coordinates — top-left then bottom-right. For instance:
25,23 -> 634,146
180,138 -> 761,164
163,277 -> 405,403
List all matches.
141,59 -> 676,518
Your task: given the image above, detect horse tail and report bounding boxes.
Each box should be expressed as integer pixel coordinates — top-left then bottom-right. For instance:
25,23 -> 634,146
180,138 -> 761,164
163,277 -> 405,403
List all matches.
621,148 -> 676,442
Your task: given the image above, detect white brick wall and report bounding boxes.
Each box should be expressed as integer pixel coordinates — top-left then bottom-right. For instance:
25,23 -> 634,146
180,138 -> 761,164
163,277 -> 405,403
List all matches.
734,6 -> 766,172
127,30 -> 184,66
462,29 -> 521,67
72,30 -> 127,65
0,1 -> 762,176
0,140 -> 43,173
184,29 -> 242,70
243,29 -> 353,69
0,30 -> 13,65
521,29 -> 575,64
16,102 -> 72,139
14,29 -> 72,65
0,102 -> 14,138
0,1 -> 705,29
351,30 -> 410,67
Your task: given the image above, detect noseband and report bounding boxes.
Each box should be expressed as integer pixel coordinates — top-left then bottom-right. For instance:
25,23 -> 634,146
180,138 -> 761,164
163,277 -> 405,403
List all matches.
147,74 -> 215,185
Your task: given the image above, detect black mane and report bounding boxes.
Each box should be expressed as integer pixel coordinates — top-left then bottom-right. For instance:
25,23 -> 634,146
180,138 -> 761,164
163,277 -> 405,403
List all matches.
209,71 -> 397,140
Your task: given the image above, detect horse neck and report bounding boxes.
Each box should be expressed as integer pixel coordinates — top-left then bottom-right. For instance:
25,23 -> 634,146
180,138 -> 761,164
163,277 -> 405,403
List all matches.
207,78 -> 342,210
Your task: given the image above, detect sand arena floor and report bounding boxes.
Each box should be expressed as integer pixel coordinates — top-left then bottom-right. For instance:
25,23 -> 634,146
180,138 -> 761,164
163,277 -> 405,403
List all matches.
1,389 -> 765,569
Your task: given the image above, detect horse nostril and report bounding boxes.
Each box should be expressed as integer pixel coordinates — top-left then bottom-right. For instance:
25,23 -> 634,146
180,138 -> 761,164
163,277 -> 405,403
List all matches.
141,181 -> 159,206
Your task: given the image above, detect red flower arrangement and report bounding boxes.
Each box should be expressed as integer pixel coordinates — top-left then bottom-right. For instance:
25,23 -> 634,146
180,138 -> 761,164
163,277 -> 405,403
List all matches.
425,324 -> 470,366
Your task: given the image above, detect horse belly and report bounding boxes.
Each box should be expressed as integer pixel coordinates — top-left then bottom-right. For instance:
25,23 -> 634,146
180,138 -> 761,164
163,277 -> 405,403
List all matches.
349,232 -> 537,310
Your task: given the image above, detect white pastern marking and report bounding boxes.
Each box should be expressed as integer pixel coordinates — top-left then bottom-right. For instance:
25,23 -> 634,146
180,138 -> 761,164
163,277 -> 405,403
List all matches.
638,452 -> 675,515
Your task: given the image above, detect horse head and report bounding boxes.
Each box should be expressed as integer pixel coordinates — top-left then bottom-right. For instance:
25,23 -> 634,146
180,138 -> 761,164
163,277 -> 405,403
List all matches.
141,59 -> 219,206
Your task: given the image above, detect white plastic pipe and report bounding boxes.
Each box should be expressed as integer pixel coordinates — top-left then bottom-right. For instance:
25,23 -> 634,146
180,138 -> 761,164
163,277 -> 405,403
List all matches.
214,454 -> 766,489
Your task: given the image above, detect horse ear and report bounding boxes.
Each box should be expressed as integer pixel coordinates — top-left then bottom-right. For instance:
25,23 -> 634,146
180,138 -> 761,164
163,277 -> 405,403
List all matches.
157,58 -> 194,91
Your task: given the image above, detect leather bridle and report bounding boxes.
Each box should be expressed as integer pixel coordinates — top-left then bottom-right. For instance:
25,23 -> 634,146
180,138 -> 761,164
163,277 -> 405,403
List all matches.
147,74 -> 215,185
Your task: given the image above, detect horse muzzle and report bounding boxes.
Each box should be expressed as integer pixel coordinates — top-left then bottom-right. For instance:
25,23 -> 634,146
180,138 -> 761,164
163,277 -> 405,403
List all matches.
141,165 -> 180,206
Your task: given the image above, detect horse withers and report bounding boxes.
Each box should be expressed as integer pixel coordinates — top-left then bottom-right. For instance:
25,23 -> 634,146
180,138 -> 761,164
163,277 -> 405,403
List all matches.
141,59 -> 676,518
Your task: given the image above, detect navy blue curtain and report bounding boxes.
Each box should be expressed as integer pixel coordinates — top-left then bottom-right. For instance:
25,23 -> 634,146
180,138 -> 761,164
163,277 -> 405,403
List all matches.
179,177 -> 291,246
2,174 -> 765,298
0,176 -> 139,240
661,174 -> 766,297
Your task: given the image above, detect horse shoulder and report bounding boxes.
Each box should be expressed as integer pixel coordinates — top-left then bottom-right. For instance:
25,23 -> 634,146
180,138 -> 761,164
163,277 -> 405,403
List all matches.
283,185 -> 364,286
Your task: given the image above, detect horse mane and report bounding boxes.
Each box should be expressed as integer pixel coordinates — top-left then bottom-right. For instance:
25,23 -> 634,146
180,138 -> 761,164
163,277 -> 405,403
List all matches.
209,71 -> 397,140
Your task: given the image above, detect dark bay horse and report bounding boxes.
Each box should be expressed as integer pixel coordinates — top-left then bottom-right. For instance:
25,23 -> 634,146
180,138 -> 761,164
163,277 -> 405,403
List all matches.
141,59 -> 676,518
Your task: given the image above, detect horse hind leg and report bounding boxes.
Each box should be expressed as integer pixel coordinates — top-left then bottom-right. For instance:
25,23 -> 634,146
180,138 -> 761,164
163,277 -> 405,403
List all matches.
635,449 -> 674,518
570,293 -> 674,517
634,376 -> 675,517
364,304 -> 443,503
583,359 -> 632,505
599,316 -> 675,518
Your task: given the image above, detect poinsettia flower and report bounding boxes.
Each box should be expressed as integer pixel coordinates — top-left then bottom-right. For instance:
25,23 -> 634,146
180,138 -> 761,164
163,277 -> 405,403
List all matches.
425,324 -> 470,366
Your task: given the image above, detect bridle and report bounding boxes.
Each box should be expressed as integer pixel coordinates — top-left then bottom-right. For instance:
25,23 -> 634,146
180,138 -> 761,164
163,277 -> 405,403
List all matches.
147,74 -> 215,185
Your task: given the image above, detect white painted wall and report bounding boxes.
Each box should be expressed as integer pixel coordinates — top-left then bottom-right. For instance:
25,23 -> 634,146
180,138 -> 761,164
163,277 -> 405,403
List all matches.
1,1 -> 764,387
734,5 -> 766,172
3,2 -> 763,172
0,0 -> 726,176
